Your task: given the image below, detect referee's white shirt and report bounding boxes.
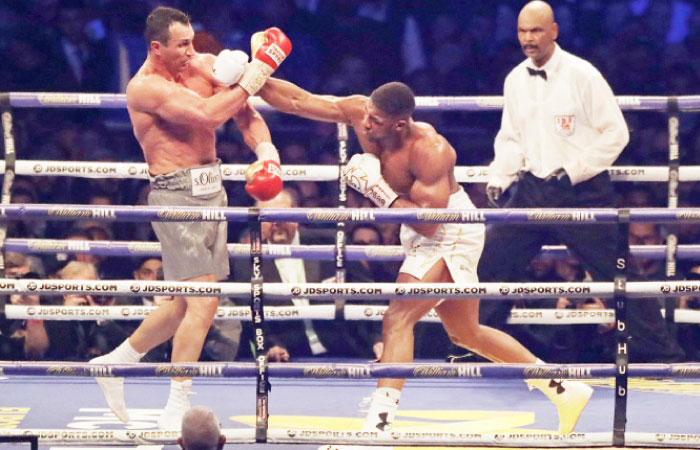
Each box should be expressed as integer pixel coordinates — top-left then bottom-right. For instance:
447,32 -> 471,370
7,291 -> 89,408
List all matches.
488,43 -> 629,191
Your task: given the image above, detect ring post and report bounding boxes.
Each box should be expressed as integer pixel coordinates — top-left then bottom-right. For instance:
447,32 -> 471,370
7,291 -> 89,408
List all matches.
0,435 -> 38,450
613,208 -> 630,446
248,208 -> 268,442
335,123 -> 348,319
334,123 -> 349,318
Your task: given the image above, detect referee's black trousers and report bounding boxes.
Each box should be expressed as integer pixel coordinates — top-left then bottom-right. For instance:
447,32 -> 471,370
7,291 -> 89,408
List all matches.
477,171 -> 618,327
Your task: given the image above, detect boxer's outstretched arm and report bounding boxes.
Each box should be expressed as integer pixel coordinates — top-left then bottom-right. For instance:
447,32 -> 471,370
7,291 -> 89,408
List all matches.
232,100 -> 272,151
393,138 -> 453,237
259,77 -> 365,124
127,75 -> 251,129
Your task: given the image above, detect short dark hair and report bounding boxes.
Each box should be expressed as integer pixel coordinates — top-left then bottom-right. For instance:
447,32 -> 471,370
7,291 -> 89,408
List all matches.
145,6 -> 190,47
369,82 -> 415,118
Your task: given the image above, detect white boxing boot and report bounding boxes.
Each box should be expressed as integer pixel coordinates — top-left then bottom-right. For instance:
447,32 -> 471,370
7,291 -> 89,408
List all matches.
318,387 -> 400,450
527,377 -> 593,434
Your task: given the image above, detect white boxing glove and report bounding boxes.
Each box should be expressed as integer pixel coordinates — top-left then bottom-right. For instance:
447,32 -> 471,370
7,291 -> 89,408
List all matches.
212,49 -> 248,86
344,153 -> 398,208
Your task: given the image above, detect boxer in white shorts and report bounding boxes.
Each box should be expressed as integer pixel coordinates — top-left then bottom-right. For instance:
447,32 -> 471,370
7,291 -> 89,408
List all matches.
259,79 -> 593,437
400,188 -> 484,286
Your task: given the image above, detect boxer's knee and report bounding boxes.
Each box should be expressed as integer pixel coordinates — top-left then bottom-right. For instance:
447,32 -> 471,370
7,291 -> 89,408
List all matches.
185,296 -> 219,325
447,323 -> 483,351
382,303 -> 426,337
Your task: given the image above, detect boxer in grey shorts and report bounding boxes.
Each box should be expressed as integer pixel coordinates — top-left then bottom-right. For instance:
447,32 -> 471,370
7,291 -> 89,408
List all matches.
148,161 -> 229,281
90,6 -> 288,431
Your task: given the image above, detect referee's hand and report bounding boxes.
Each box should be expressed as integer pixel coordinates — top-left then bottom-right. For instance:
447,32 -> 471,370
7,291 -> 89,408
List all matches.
486,186 -> 502,208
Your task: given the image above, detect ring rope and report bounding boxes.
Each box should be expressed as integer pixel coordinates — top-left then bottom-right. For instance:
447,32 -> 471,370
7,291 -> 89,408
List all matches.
6,92 -> 700,111
9,304 -> 700,325
0,279 -> 697,299
3,204 -> 700,224
6,161 -> 336,181
7,238 -> 700,261
0,428 -> 614,447
4,361 -> 700,379
2,428 -> 696,448
5,160 -> 699,182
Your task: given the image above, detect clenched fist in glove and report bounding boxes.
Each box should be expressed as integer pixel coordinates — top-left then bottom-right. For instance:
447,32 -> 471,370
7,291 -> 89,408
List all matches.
238,27 -> 292,96
245,142 -> 283,201
212,49 -> 248,86
344,153 -> 398,208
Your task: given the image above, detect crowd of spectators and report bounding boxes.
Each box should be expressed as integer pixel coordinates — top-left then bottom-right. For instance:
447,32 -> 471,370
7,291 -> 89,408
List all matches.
2,0 -> 700,364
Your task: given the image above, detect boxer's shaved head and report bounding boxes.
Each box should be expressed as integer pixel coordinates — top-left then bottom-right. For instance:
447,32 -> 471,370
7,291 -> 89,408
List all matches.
145,6 -> 191,46
370,82 -> 415,119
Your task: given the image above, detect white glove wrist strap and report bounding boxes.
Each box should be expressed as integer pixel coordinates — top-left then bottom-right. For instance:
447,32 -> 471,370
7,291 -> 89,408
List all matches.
255,142 -> 280,163
367,178 -> 398,208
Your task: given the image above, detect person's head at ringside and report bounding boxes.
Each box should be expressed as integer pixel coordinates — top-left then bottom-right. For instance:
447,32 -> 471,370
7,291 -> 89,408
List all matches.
363,81 -> 415,145
144,6 -> 194,74
58,261 -> 111,306
518,1 -> 558,67
178,405 -> 225,450
133,257 -> 163,281
257,189 -> 298,245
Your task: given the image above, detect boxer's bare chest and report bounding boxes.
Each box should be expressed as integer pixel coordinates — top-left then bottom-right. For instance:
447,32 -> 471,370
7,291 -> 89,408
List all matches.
379,147 -> 414,195
177,72 -> 216,98
357,133 -> 415,195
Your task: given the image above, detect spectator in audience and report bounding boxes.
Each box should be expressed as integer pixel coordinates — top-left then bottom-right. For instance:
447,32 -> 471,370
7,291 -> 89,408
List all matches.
22,261 -> 128,360
48,0 -> 115,93
677,264 -> 700,360
232,190 -> 341,361
9,185 -> 47,239
575,223 -> 685,363
0,253 -> 45,360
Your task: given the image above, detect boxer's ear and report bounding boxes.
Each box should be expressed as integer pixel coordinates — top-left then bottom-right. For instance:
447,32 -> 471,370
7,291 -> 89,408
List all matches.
395,119 -> 408,132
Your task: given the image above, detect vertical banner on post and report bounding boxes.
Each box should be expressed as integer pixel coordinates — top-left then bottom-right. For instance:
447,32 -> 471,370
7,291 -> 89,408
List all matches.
665,100 -> 680,324
248,208 -> 268,442
0,107 -> 17,278
335,123 -> 349,319
613,208 -> 630,446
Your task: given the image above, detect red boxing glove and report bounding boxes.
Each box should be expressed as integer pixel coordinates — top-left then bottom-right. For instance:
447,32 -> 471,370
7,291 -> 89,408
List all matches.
252,28 -> 292,70
238,28 -> 292,95
245,160 -> 283,201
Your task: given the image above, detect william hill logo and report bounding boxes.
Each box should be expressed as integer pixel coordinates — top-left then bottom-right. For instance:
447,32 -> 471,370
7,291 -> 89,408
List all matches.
157,210 -> 202,220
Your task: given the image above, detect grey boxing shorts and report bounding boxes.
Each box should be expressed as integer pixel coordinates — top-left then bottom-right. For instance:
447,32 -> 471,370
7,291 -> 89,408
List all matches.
148,160 -> 230,281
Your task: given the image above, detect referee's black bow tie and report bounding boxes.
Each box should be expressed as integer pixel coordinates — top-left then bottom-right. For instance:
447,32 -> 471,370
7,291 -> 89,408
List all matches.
527,67 -> 547,80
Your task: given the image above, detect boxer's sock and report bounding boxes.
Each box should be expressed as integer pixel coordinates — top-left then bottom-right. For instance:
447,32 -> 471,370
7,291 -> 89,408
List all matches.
90,339 -> 145,423
157,379 -> 193,430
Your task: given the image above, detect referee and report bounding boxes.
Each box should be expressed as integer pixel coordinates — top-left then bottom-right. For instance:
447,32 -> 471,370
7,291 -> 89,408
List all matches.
478,0 -> 629,326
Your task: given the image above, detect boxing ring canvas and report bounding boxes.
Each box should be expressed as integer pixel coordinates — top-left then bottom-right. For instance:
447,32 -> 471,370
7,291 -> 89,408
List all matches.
1,370 -> 700,449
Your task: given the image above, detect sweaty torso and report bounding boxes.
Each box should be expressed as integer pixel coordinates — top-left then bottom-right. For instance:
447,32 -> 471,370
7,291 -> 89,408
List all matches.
127,54 -> 220,175
353,121 -> 459,199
